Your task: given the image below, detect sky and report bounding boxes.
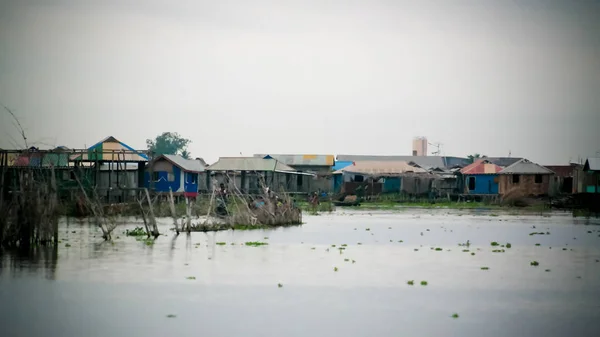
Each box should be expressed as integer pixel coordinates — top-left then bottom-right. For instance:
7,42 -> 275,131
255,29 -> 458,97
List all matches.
0,0 -> 599,165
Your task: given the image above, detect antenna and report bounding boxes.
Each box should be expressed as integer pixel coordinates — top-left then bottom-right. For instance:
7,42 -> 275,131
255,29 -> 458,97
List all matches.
428,141 -> 443,156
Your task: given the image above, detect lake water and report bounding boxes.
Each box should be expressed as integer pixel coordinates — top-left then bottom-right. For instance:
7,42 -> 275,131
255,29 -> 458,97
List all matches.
1,209 -> 600,337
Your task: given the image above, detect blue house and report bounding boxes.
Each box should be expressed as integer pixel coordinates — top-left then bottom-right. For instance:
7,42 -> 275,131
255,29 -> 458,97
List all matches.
145,154 -> 206,197
460,160 -> 503,195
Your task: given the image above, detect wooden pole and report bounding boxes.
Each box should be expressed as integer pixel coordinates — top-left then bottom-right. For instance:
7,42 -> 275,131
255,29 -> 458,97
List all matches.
169,188 -> 179,234
143,188 -> 158,237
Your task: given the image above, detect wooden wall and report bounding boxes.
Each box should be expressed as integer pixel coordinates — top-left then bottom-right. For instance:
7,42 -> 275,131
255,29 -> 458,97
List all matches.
498,174 -> 552,197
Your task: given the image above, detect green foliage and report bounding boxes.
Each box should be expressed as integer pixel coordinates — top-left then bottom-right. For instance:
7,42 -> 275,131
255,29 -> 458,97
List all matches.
245,241 -> 268,247
125,227 -> 146,237
420,280 -> 428,286
467,153 -> 486,164
452,313 -> 459,319
146,132 -> 191,158
216,242 -> 226,245
506,243 -> 512,248
491,242 -> 499,246
186,276 -> 196,280
480,267 -> 489,270
530,261 -> 539,266
278,283 -> 283,288
407,280 -> 414,285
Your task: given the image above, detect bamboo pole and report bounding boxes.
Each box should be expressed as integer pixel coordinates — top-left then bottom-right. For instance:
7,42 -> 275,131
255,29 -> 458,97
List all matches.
169,188 -> 180,234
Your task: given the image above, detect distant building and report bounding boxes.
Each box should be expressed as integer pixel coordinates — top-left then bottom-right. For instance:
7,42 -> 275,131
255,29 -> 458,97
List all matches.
498,159 -> 555,198
145,154 -> 207,197
583,158 -> 600,193
460,159 -> 503,195
335,154 -> 470,169
412,137 -> 428,156
253,154 -> 335,193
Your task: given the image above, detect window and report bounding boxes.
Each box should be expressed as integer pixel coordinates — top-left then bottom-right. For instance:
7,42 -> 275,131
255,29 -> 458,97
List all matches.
152,172 -> 159,182
512,175 -> 520,184
168,173 -> 175,182
297,174 -> 303,187
535,174 -> 543,184
467,176 -> 476,190
354,175 -> 364,183
189,173 -> 197,184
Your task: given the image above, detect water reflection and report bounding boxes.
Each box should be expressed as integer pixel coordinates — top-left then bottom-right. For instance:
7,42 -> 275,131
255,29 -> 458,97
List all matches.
1,210 -> 600,337
0,245 -> 58,280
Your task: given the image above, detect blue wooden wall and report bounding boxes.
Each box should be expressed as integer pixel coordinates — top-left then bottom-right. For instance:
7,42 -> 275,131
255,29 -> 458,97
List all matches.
464,174 -> 498,194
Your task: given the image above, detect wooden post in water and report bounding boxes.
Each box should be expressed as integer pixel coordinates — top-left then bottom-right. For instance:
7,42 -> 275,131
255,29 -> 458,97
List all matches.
185,197 -> 192,233
50,165 -> 58,244
169,188 -> 180,234
143,188 -> 158,237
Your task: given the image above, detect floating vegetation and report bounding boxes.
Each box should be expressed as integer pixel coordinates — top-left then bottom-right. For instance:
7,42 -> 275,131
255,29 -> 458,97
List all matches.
331,244 -> 336,247
245,241 -> 268,247
311,247 -> 316,250
278,283 -> 283,288
462,249 -> 470,252
398,240 -> 403,243
65,243 -> 71,248
490,214 -> 499,217
491,242 -> 499,246
344,258 -> 349,262
529,232 -> 546,236
216,242 -> 226,245
492,249 -> 505,253
435,247 -> 443,251
352,260 -> 356,264
357,242 -> 363,245
125,227 -> 146,237
414,249 -> 419,251
334,267 -> 338,272
366,228 -> 371,231
451,313 -> 459,319
420,281 -> 428,286
186,276 -> 196,280
166,314 -> 177,318
458,240 -> 471,247
341,244 -> 348,247
506,243 -> 512,248
535,243 -> 541,246
264,237 -> 269,240
407,280 -> 414,286
471,252 -> 475,256
480,267 -> 489,270
530,261 -> 540,266
545,269 -> 551,272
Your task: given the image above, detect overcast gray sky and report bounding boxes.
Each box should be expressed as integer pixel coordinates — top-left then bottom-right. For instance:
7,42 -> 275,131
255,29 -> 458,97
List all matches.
1,0 -> 599,165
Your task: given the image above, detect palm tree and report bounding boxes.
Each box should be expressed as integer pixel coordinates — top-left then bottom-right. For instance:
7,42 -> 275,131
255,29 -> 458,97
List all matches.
467,153 -> 487,164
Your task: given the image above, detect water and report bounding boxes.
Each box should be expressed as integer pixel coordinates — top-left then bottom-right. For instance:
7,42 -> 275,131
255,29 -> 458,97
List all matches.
1,209 -> 600,337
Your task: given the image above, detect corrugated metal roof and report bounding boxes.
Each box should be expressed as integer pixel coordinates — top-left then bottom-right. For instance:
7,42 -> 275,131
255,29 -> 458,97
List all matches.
160,154 -> 205,172
584,158 -> 600,171
254,154 -> 334,166
499,159 -> 554,175
206,157 -> 296,172
460,160 -> 503,175
335,155 -> 447,168
484,157 -> 523,168
333,161 -> 427,175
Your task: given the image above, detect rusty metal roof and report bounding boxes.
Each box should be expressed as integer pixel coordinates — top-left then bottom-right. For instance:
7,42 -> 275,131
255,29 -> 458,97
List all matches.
460,160 -> 503,175
333,161 -> 427,175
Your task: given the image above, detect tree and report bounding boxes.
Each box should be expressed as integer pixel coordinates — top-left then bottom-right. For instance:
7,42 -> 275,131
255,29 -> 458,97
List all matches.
467,153 -> 487,164
146,132 -> 191,158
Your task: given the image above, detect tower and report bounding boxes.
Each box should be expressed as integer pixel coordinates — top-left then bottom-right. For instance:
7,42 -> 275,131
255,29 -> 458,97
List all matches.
412,137 -> 428,156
